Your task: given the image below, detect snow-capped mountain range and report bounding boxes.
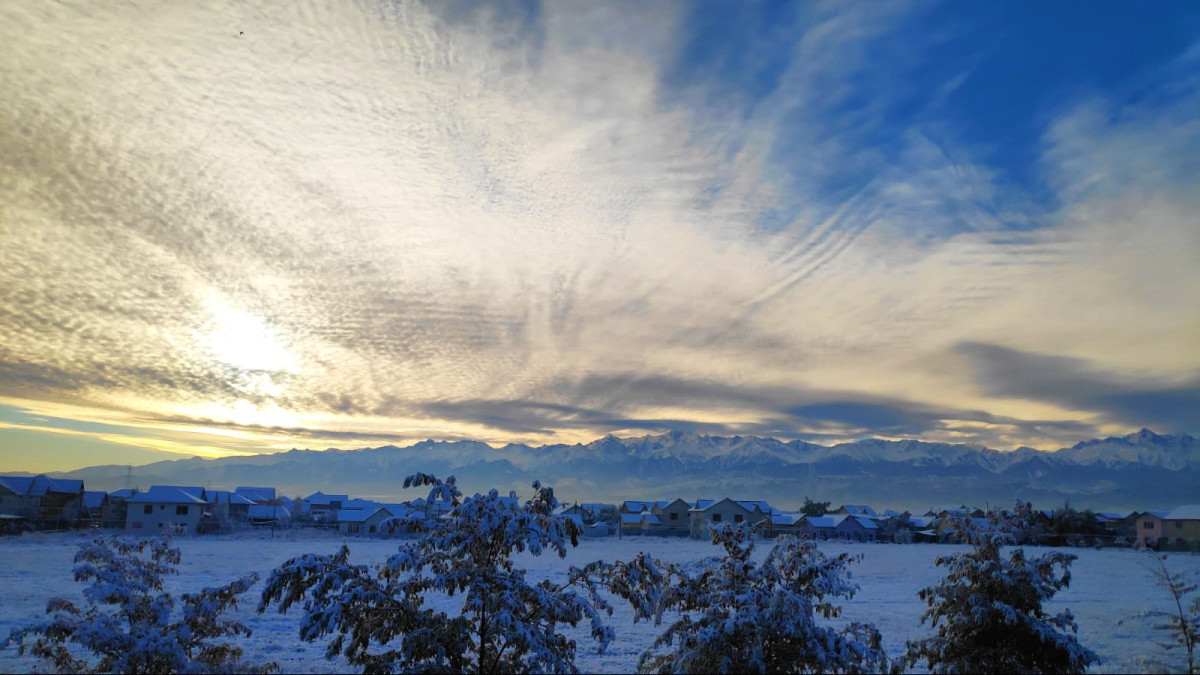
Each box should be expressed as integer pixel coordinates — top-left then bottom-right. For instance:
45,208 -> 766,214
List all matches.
56,429 -> 1199,511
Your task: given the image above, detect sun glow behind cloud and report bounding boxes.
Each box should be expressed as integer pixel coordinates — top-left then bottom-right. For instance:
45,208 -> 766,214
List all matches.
0,0 -> 1197,471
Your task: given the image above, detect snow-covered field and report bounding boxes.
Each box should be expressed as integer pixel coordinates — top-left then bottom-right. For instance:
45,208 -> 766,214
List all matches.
2,531 -> 1196,674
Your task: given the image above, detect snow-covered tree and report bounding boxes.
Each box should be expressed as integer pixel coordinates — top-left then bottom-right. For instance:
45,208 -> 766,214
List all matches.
904,522 -> 1099,673
586,525 -> 893,674
800,497 -> 831,518
258,475 -> 613,674
1121,551 -> 1199,674
6,535 -> 275,675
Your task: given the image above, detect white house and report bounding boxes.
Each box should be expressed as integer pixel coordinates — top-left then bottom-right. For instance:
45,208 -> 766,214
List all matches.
125,486 -> 207,534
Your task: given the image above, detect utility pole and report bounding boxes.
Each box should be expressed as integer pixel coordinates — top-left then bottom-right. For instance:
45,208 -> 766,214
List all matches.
124,465 -> 133,491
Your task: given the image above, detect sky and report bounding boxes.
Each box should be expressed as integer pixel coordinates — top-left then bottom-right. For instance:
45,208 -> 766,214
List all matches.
1,0 -> 1198,473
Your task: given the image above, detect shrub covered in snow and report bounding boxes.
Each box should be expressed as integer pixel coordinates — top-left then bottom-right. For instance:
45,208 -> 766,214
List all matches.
258,474 -> 613,674
904,522 -> 1099,674
586,525 -> 893,674
6,535 -> 275,674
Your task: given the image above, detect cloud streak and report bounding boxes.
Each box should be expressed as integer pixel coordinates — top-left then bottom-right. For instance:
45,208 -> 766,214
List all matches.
0,1 -> 1197,468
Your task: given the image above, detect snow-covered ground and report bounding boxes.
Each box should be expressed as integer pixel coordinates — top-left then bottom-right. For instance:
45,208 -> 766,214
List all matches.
1,530 -> 1196,673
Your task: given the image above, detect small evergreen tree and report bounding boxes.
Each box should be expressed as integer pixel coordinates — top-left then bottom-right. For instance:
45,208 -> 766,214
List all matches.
258,475 -> 613,674
1120,551 -> 1199,674
6,535 -> 275,674
904,522 -> 1098,673
588,524 -> 892,674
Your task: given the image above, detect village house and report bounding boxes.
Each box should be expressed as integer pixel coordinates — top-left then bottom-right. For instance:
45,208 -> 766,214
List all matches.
338,506 -> 394,535
234,486 -> 276,504
1134,510 -> 1171,546
0,475 -> 86,530
618,499 -> 717,537
304,492 -> 349,523
81,491 -> 109,527
206,490 -> 256,529
557,502 -> 618,525
620,500 -> 656,515
248,503 -> 291,526
1137,506 -> 1200,548
763,511 -> 805,537
125,486 -> 207,534
798,514 -> 879,542
833,505 -> 878,518
688,498 -> 774,537
619,511 -> 662,534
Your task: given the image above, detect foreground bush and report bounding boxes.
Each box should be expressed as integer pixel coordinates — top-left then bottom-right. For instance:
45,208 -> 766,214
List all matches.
905,522 -> 1098,673
7,535 -> 275,674
258,475 -> 612,674
586,525 -> 893,674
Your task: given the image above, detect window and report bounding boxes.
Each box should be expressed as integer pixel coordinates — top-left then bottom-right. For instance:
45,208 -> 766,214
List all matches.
670,512 -> 679,521
143,505 -> 153,515
1143,521 -> 1154,529
734,514 -> 744,523
1176,521 -> 1183,529
176,505 -> 189,516
347,524 -> 360,533
711,513 -> 722,522
369,525 -> 377,533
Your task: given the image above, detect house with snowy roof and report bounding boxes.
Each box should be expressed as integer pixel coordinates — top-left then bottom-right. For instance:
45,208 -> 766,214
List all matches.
615,499 -> 696,536
304,492 -> 349,522
206,490 -> 255,527
1136,506 -> 1200,547
234,486 -> 276,504
763,511 -> 805,537
248,503 -> 291,525
0,474 -> 86,529
620,500 -> 656,515
833,505 -> 878,518
797,514 -> 878,542
125,486 -> 207,534
924,505 -> 970,517
81,491 -> 109,526
338,506 -> 394,535
619,511 -> 663,534
688,498 -> 773,536
557,503 -> 617,524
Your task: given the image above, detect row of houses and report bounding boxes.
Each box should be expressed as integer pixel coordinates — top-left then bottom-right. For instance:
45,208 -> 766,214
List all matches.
616,499 -> 905,542
613,499 -> 1200,547
5,474 -> 1199,547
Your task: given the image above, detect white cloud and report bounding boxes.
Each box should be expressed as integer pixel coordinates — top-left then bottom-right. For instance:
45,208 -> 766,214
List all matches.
0,1 -> 1196,455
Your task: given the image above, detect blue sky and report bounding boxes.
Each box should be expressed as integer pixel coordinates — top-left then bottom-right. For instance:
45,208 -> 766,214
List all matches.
0,0 -> 1197,471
